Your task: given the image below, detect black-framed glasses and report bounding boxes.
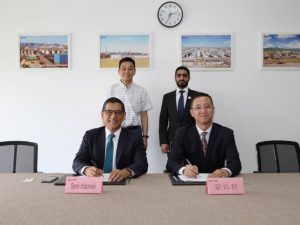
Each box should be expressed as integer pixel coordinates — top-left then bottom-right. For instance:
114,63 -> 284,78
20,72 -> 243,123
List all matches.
191,104 -> 213,111
103,110 -> 124,116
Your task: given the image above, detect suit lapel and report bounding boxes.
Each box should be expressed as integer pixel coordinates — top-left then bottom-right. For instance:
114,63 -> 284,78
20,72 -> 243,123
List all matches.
191,126 -> 206,168
170,91 -> 181,120
206,123 -> 217,160
170,90 -> 178,112
115,129 -> 126,167
184,89 -> 193,118
96,128 -> 106,168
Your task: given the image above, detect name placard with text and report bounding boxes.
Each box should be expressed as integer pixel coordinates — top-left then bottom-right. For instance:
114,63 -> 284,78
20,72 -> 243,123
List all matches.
206,177 -> 245,195
65,176 -> 103,194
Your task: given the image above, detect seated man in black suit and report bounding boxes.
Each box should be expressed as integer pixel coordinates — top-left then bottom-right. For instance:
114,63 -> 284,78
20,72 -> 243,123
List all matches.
72,97 -> 148,181
166,93 -> 242,178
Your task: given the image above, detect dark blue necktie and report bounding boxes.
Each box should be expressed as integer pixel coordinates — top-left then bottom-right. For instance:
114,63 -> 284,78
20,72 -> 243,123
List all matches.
178,90 -> 185,119
103,133 -> 115,173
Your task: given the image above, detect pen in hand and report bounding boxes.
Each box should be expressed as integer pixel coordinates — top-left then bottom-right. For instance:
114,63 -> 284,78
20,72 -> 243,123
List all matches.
186,159 -> 192,165
89,160 -> 103,177
91,160 -> 97,167
185,159 -> 198,177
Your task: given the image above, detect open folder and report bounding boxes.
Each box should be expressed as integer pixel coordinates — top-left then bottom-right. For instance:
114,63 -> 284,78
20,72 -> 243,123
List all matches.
169,173 -> 208,185
54,174 -> 129,185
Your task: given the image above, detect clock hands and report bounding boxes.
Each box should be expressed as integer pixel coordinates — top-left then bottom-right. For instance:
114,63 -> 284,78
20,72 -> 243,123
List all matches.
165,11 -> 172,23
166,10 -> 178,23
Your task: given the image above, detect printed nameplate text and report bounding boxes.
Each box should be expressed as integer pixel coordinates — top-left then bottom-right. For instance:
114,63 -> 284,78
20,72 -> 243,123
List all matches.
206,177 -> 245,195
65,176 -> 103,194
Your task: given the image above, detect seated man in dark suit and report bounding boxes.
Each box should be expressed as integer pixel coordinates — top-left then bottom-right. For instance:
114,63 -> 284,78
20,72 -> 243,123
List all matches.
72,97 -> 148,181
166,93 -> 242,178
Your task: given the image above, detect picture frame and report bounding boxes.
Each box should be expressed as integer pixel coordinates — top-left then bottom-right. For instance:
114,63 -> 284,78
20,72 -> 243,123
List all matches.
180,34 -> 233,70
99,34 -> 151,69
19,34 -> 70,69
261,33 -> 300,70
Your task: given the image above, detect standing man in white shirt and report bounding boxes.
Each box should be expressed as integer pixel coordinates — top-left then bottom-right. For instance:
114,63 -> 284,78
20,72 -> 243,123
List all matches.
107,57 -> 153,149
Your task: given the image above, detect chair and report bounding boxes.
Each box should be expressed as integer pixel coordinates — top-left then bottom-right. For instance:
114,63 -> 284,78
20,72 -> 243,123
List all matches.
0,141 -> 38,173
256,140 -> 300,173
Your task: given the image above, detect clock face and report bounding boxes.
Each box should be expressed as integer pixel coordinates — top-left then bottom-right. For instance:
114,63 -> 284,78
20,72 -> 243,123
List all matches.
157,2 -> 183,28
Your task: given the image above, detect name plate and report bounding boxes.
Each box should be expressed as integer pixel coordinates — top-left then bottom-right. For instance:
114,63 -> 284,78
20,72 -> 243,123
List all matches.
64,176 -> 103,194
206,177 -> 245,195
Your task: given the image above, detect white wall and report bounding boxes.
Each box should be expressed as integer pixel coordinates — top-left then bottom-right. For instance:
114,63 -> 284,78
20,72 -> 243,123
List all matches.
1,0 -> 300,173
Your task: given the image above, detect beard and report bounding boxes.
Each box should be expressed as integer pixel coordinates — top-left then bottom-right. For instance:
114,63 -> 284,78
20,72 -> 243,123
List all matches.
176,80 -> 188,89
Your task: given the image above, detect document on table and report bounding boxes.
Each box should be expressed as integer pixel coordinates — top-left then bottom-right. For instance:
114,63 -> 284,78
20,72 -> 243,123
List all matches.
178,173 -> 209,182
103,173 -> 110,182
102,173 -> 128,185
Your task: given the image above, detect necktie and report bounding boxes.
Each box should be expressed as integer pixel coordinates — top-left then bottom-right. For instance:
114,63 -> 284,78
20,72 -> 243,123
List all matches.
103,133 -> 115,173
178,90 -> 185,120
201,132 -> 208,156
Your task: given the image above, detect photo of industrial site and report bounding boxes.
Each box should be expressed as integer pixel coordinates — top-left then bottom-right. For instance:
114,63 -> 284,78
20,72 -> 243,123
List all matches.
181,34 -> 232,70
262,33 -> 300,69
100,34 -> 150,68
19,34 -> 69,69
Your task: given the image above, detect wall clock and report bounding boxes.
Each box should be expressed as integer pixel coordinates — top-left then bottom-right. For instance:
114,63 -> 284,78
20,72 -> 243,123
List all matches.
157,1 -> 183,28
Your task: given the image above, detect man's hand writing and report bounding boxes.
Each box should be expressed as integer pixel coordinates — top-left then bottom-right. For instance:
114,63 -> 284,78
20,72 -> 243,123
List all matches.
84,166 -> 103,177
184,164 -> 198,178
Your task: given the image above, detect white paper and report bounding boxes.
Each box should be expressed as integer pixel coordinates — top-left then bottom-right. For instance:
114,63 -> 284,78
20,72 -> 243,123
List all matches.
178,173 -> 209,182
102,173 -> 110,182
23,178 -> 35,183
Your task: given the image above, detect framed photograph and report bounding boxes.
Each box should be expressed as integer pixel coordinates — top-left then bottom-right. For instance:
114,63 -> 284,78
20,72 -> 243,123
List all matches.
99,34 -> 151,69
261,33 -> 300,70
19,34 -> 70,69
181,34 -> 233,70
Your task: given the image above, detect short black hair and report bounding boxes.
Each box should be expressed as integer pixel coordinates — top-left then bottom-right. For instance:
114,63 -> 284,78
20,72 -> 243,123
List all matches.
102,97 -> 125,112
191,93 -> 214,107
118,57 -> 136,69
175,66 -> 190,77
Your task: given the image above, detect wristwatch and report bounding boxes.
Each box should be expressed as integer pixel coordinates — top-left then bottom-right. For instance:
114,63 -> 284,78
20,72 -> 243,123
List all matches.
142,135 -> 149,139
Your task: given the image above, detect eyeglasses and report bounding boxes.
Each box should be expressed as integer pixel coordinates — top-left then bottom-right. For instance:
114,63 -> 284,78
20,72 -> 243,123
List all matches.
191,105 -> 213,111
103,110 -> 124,116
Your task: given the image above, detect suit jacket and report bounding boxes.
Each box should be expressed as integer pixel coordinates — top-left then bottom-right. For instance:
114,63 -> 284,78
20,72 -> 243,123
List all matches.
159,89 -> 203,145
72,127 -> 148,177
166,123 -> 242,176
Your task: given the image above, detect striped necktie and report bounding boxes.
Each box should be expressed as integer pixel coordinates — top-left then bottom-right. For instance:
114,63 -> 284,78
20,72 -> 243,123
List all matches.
201,132 -> 208,156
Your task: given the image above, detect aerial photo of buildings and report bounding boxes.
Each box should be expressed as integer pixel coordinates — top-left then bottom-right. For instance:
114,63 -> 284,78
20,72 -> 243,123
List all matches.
20,35 -> 69,68
263,34 -> 300,68
181,34 -> 232,69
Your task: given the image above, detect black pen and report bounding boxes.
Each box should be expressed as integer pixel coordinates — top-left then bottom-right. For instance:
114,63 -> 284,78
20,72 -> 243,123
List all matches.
91,160 -> 97,167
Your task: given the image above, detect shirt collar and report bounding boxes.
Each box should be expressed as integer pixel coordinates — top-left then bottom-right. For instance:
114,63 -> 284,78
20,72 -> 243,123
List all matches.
119,79 -> 133,89
105,127 -> 122,139
176,87 -> 188,94
195,124 -> 212,135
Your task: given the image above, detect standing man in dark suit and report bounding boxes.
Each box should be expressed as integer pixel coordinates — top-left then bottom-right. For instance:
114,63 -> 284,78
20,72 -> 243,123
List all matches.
159,66 -> 203,155
166,93 -> 242,178
72,97 -> 148,181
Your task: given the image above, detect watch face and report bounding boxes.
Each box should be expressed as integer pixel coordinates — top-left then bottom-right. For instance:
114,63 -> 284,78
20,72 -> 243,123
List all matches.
157,2 -> 183,28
